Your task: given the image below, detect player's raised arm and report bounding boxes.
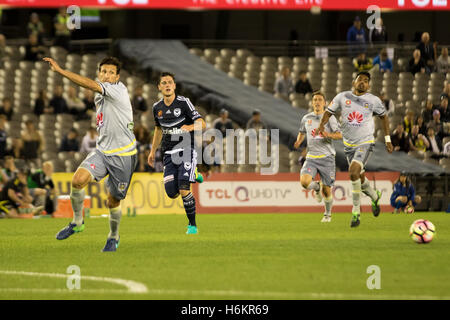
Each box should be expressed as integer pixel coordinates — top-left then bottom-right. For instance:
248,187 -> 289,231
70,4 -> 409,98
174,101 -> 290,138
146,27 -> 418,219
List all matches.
148,126 -> 163,167
379,114 -> 394,153
293,132 -> 305,149
322,115 -> 343,140
317,110 -> 332,134
43,57 -> 102,93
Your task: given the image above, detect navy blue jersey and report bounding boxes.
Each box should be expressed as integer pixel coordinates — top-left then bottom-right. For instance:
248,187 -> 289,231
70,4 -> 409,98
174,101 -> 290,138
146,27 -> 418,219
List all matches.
152,96 -> 202,154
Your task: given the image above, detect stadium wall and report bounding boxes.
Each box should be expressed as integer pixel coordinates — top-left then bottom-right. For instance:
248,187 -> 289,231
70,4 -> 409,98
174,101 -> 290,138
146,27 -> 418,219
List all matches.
52,172 -> 398,215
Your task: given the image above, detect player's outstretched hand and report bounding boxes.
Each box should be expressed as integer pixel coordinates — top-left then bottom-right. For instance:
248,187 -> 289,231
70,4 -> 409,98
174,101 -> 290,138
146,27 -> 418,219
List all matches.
147,151 -> 155,168
43,57 -> 62,73
386,142 -> 394,153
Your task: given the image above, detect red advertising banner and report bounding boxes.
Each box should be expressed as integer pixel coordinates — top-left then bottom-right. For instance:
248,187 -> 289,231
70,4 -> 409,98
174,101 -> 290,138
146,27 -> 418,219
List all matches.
0,0 -> 449,10
192,172 -> 399,214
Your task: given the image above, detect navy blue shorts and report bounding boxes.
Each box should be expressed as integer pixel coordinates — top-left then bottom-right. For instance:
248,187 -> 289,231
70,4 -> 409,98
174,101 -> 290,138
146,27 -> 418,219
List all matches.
163,149 -> 198,190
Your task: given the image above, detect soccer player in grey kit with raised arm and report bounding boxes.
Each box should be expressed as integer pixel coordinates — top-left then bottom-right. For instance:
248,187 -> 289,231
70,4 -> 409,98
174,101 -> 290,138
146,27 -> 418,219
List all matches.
44,56 -> 137,251
318,71 -> 393,228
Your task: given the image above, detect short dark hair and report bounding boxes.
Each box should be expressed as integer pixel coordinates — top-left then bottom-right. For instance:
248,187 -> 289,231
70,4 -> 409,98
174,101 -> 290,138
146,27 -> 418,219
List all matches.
158,72 -> 176,85
99,57 -> 121,75
355,71 -> 371,82
311,91 -> 326,100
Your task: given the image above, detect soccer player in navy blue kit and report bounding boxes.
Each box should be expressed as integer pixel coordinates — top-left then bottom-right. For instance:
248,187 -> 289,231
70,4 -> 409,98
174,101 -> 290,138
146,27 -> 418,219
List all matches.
148,72 -> 206,234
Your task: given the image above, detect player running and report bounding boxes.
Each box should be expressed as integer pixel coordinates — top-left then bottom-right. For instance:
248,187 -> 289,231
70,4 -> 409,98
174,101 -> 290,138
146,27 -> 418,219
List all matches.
294,91 -> 342,222
148,72 -> 205,235
318,71 -> 393,228
45,56 -> 137,251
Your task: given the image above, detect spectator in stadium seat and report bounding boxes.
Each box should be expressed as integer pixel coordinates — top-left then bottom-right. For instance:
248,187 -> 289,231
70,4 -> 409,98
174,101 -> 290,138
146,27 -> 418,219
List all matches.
246,109 -> 267,132
368,17 -> 387,45
0,115 -> 7,159
79,127 -> 97,154
82,88 -> 96,117
27,12 -> 45,44
390,172 -> 421,214
416,115 -> 427,136
427,109 -> 444,140
353,52 -> 373,72
0,34 -> 7,68
11,138 -> 23,160
409,125 -> 429,153
213,108 -> 233,138
24,34 -> 46,62
54,7 -> 71,51
294,71 -> 313,95
66,86 -> 87,120
1,156 -> 17,183
274,66 -> 294,101
134,123 -> 151,146
421,100 -> 436,124
438,94 -> 449,122
33,89 -> 52,116
425,126 -> 443,158
372,48 -> 393,73
403,109 -> 415,134
436,47 -> 449,74
132,86 -> 148,116
21,120 -> 42,168
0,97 -> 13,121
416,32 -> 437,73
59,128 -> 79,153
49,85 -> 68,114
347,16 -> 366,57
391,123 -> 410,153
27,161 -> 56,215
408,49 -> 426,75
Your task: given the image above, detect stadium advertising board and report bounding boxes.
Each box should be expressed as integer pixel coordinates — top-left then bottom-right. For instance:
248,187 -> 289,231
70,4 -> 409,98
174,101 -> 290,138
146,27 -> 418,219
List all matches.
53,172 -> 185,215
193,172 -> 398,213
0,0 -> 449,10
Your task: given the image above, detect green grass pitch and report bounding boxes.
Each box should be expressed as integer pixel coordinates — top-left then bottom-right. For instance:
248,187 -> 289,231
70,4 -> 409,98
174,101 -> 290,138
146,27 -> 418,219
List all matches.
0,212 -> 449,300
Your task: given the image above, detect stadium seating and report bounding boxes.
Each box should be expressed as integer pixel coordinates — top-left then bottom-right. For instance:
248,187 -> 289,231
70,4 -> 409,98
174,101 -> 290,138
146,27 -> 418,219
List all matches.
1,43 -> 448,174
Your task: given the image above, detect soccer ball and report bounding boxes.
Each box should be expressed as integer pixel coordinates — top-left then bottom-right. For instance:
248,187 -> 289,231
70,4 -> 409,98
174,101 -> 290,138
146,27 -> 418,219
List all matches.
405,206 -> 414,214
409,219 -> 435,244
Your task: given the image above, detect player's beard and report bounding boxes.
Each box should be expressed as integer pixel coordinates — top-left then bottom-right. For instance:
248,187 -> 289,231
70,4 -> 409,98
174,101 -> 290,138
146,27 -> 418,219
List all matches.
356,84 -> 367,94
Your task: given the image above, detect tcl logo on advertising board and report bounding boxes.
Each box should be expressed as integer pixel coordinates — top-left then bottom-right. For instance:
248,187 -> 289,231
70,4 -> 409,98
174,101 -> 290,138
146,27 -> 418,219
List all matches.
198,180 -> 393,207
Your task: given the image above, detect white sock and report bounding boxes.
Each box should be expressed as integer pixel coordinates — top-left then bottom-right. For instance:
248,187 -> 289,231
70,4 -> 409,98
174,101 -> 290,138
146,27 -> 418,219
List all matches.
70,187 -> 85,226
108,206 -> 121,240
361,179 -> 378,202
324,196 -> 333,216
351,179 -> 361,213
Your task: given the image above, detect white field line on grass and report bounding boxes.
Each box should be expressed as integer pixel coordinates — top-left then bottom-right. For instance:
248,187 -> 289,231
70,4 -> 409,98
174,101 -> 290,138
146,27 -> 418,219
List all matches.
1,270 -> 449,299
0,270 -> 148,294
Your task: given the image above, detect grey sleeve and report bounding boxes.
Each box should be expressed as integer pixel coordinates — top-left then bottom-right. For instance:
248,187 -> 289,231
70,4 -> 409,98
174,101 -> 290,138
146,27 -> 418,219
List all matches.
327,93 -> 342,114
299,117 -> 306,133
97,81 -> 123,100
373,96 -> 387,116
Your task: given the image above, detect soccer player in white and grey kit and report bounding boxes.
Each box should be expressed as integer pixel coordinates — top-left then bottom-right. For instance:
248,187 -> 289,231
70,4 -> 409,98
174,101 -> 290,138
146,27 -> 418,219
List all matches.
318,71 -> 393,227
148,72 -> 206,234
45,57 -> 137,251
294,92 -> 342,222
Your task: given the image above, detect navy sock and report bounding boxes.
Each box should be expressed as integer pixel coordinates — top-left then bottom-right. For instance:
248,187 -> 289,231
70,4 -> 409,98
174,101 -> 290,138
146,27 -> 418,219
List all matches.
182,193 -> 196,227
